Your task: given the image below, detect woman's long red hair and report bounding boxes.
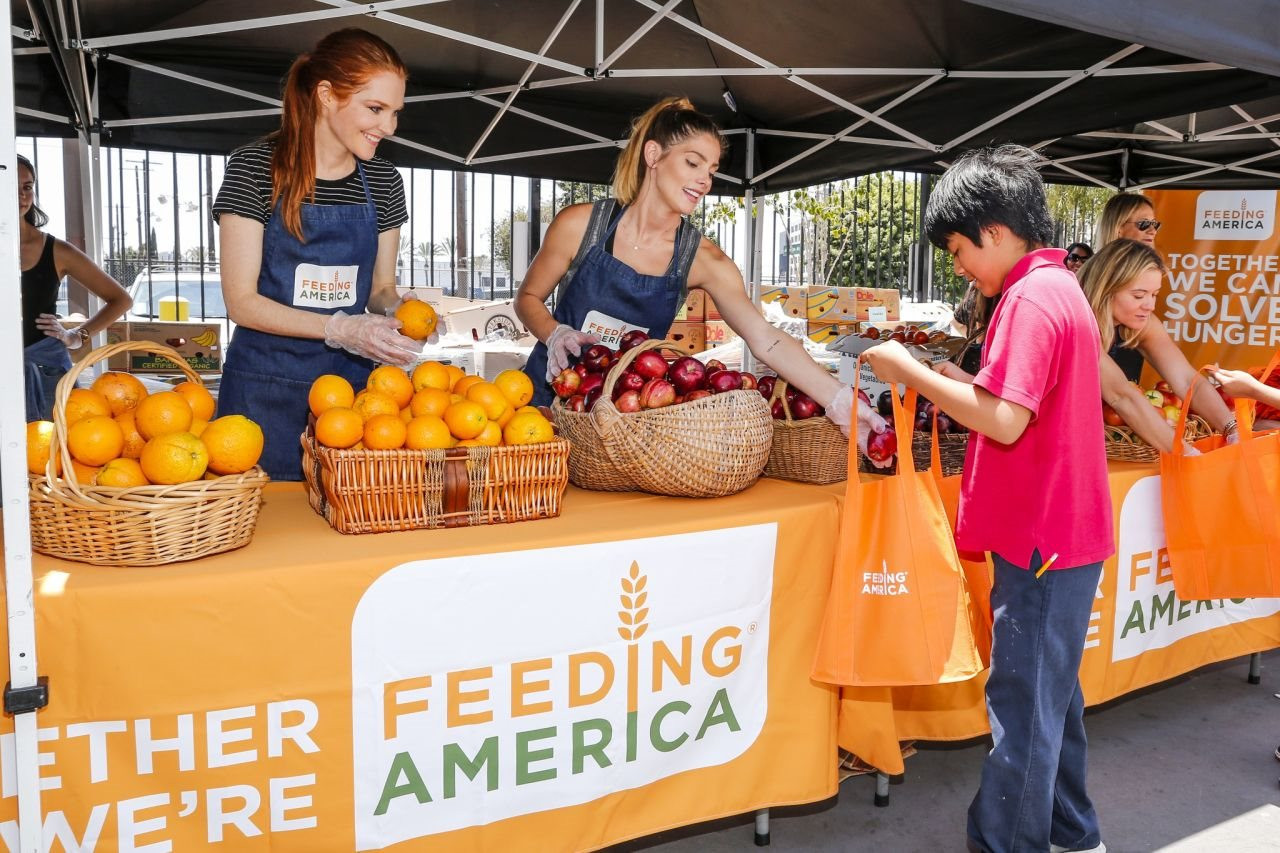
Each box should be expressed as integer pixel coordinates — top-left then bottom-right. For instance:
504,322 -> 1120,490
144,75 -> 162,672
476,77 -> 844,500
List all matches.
269,28 -> 407,242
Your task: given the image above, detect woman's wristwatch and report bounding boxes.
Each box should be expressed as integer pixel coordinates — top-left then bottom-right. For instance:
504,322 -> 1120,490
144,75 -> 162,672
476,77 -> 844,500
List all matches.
75,327 -> 91,347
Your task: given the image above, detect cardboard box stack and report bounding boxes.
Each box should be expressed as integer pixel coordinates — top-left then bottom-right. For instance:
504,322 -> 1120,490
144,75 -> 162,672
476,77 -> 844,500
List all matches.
761,284 -> 900,343
84,321 -> 224,373
665,290 -> 708,354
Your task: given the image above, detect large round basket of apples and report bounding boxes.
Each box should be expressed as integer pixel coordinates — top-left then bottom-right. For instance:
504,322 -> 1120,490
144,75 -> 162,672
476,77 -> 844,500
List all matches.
550,334 -> 772,497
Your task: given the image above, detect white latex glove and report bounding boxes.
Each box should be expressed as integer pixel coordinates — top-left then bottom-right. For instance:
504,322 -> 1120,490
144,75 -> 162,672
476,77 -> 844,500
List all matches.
1225,430 -> 1240,446
386,292 -> 446,344
826,385 -> 892,468
324,310 -> 422,367
36,313 -> 84,350
1183,444 -> 1201,456
545,324 -> 599,381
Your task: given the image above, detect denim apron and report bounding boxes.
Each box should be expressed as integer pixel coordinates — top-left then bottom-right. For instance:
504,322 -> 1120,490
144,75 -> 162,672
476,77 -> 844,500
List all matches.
217,163 -> 378,480
524,200 -> 702,405
24,336 -> 72,422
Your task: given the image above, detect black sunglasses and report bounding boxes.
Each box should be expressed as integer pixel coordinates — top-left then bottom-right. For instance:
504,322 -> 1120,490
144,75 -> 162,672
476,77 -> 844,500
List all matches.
1128,219 -> 1162,233
1065,253 -> 1090,265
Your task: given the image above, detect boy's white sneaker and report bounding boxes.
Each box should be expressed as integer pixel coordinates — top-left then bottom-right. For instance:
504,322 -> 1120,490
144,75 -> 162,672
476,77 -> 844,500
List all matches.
1050,844 -> 1106,853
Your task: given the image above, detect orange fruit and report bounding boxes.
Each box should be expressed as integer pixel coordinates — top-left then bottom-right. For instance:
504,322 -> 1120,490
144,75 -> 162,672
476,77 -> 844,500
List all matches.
399,406 -> 414,423
453,375 -> 484,398
405,416 -> 455,450
172,381 -> 215,421
95,458 -> 149,488
315,407 -> 364,449
140,432 -> 208,484
114,410 -> 146,459
410,387 -> 451,419
91,372 -> 147,416
494,370 -> 534,408
515,405 -> 541,416
67,415 -> 126,466
69,459 -> 100,484
352,390 -> 400,422
504,411 -> 555,445
411,361 -> 451,392
363,413 -> 407,450
443,364 -> 466,391
190,418 -> 209,438
308,374 -> 356,417
134,391 -> 194,440
202,415 -> 265,475
476,420 -> 503,447
496,406 -> 515,428
367,365 -> 414,409
450,393 -> 464,404
26,421 -> 57,475
465,382 -> 509,421
65,388 -> 112,427
443,400 -> 487,440
395,299 -> 438,341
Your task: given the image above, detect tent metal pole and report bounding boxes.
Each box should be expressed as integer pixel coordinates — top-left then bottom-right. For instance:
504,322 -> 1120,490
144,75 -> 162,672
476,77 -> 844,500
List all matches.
1,1 -> 49,848
472,94 -> 610,143
606,63 -> 1223,78
106,107 -> 282,127
1206,108 -> 1280,138
15,105 -> 73,124
1142,119 -> 1185,140
1223,105 -> 1280,150
753,128 -> 924,150
743,129 -> 757,375
1129,148 -> 1280,189
597,0 -> 682,74
470,140 -> 621,166
465,0 -> 582,164
595,0 -> 603,70
314,0 -> 585,76
104,54 -> 281,106
79,0 -> 445,50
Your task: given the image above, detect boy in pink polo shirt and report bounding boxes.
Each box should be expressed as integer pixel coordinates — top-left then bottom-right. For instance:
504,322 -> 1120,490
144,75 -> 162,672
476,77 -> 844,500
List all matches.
864,145 -> 1113,853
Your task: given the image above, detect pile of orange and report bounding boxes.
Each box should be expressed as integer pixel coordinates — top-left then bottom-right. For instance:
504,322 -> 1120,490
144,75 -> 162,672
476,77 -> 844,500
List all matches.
25,372 -> 264,487
310,364 -> 554,450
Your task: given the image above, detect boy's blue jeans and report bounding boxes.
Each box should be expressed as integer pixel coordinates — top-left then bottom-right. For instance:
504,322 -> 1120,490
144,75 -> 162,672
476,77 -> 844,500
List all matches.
966,551 -> 1103,853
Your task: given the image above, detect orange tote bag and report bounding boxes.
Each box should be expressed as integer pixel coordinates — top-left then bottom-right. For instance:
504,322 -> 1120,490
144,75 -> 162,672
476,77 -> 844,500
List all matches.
1160,357 -> 1280,600
813,371 -> 985,687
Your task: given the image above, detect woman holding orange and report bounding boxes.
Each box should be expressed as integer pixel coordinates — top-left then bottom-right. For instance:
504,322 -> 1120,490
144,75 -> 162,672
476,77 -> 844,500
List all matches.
214,29 -> 422,480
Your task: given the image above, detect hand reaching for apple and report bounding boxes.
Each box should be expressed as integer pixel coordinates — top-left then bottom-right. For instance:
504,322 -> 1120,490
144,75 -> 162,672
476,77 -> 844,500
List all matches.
826,385 -> 893,469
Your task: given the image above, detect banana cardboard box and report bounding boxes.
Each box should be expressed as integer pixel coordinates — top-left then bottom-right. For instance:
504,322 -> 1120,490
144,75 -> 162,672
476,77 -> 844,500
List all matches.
807,286 -> 901,323
97,322 -> 222,373
759,285 -> 808,320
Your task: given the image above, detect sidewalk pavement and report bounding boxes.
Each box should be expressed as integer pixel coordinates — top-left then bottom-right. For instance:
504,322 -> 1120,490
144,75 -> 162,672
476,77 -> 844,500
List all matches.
612,649 -> 1280,853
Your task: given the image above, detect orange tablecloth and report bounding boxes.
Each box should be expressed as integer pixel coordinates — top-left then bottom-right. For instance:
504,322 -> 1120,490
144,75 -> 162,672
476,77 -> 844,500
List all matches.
832,462 -> 1280,774
0,479 -> 840,851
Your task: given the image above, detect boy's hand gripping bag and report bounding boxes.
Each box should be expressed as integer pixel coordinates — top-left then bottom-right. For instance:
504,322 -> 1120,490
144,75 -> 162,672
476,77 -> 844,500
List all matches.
1160,354 -> 1280,600
812,365 -> 986,687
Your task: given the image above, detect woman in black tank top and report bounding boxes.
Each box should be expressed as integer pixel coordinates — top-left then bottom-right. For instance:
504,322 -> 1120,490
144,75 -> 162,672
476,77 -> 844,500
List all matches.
18,154 -> 132,421
1078,238 -> 1236,453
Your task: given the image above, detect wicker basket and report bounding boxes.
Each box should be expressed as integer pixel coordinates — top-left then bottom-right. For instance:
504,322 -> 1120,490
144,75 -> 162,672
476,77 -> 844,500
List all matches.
911,430 -> 971,477
28,341 -> 268,567
1104,416 -> 1212,463
763,378 -> 848,484
302,430 -> 570,533
551,340 -> 773,498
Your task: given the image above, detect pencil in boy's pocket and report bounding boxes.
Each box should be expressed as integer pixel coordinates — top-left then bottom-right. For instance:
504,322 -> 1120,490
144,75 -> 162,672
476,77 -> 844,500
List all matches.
1035,552 -> 1059,578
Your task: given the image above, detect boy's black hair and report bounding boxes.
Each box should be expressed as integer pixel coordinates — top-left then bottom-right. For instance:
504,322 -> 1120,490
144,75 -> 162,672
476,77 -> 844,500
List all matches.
923,144 -> 1054,251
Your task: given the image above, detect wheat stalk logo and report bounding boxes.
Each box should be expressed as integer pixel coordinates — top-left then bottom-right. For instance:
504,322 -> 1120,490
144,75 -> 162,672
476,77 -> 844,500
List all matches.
618,561 -> 649,641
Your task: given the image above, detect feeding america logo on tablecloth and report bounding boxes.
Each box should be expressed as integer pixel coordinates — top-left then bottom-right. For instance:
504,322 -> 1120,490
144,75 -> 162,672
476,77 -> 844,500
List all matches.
349,525 -> 776,850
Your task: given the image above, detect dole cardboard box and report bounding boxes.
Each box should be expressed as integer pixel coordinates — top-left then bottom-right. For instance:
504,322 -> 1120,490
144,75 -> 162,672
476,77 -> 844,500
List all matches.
664,321 -> 707,356
675,289 -> 706,321
95,321 -> 222,373
759,285 -> 808,320
806,321 -> 859,345
704,319 -> 737,346
852,287 -> 901,322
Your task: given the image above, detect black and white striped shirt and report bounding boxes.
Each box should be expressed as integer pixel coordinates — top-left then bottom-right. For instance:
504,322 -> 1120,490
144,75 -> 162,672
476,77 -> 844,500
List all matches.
213,141 -> 408,232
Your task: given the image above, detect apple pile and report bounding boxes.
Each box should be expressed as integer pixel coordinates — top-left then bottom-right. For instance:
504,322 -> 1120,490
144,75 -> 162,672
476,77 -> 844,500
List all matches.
754,376 -> 824,421
1103,380 -> 1185,428
860,323 -> 949,347
551,330 -> 758,413
857,387 -> 971,467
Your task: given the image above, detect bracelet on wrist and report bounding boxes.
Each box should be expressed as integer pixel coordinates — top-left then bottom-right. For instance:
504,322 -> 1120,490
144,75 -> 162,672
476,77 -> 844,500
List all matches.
1222,418 -> 1239,435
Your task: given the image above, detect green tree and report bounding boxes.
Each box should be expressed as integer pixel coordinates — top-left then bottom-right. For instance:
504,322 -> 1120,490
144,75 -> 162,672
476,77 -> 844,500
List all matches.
489,206 -> 554,271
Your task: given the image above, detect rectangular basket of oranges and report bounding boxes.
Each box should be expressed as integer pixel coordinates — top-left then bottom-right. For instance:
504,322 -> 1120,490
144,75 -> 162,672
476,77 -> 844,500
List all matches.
301,365 -> 571,534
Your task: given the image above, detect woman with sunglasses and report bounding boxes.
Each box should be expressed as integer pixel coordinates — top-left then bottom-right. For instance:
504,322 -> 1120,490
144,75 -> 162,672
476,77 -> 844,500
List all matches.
1063,241 -> 1092,276
1095,192 -> 1161,247
1079,238 -> 1236,452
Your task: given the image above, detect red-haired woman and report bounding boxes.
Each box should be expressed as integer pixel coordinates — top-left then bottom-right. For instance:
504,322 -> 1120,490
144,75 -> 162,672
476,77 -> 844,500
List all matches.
214,28 -> 422,480
515,97 -> 884,452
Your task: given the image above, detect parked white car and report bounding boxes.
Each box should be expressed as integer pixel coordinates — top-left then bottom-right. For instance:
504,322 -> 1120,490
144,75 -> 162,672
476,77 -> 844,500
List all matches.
128,269 -> 235,340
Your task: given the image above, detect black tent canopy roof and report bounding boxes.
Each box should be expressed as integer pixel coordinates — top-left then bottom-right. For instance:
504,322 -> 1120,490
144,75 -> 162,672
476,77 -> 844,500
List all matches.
12,0 -> 1280,193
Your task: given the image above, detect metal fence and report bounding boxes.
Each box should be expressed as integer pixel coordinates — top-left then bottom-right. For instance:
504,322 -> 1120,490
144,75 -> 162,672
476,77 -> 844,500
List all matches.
19,137 -> 1104,318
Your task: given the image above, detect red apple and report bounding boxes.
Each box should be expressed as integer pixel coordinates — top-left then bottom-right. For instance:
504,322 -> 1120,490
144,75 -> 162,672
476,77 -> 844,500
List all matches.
668,357 -> 707,394
1160,390 -> 1182,408
771,398 -> 786,419
566,394 -> 586,412
631,349 -> 669,380
790,393 -> 818,419
551,368 -> 581,399
685,389 -> 711,402
1154,380 -> 1172,394
584,386 -> 602,410
638,378 -> 676,409
611,370 -> 645,400
1102,403 -> 1124,427
578,372 -> 604,400
757,375 -> 776,400
573,363 -> 590,379
739,372 -> 758,391
707,370 -> 742,394
581,344 -> 615,373
705,358 -> 727,372
618,330 -> 649,352
935,413 -> 954,434
912,330 -> 930,346
866,428 -> 898,463
615,390 -> 641,412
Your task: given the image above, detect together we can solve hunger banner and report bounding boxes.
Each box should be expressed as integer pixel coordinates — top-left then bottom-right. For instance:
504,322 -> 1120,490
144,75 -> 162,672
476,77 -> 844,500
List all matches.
1149,189 -> 1280,371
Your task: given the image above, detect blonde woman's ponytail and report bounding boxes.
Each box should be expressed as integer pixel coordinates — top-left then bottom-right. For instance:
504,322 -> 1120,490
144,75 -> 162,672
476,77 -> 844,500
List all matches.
611,96 -> 722,204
